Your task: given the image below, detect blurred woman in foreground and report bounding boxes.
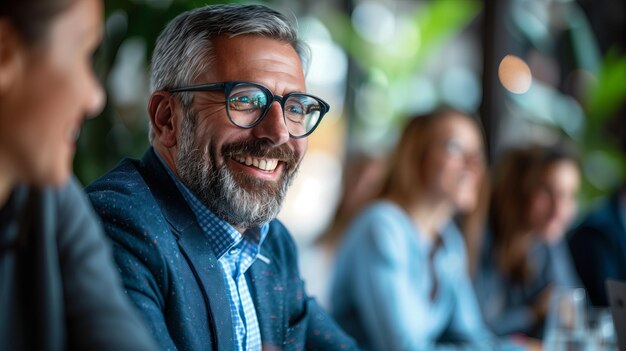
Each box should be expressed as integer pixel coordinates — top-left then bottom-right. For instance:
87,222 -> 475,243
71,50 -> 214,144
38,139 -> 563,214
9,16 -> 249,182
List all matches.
330,109 -> 527,350
473,144 -> 581,339
0,0 -> 155,349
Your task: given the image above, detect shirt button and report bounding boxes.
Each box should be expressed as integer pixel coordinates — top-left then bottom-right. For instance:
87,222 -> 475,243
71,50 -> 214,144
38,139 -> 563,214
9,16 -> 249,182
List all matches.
229,248 -> 240,255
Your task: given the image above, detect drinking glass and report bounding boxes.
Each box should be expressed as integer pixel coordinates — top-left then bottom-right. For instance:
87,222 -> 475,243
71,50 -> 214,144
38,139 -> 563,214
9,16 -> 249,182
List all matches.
587,308 -> 617,351
544,288 -> 588,351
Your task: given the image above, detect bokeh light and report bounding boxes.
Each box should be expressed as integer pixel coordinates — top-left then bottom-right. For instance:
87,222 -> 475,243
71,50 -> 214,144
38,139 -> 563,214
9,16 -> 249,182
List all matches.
498,54 -> 533,94
351,2 -> 396,44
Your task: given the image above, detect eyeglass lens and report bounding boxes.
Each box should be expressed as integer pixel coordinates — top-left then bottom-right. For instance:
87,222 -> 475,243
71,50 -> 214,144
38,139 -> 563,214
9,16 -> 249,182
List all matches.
227,83 -> 323,137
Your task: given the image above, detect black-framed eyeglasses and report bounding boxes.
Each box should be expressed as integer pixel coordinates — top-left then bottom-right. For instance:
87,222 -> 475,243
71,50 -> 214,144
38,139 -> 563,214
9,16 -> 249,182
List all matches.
169,81 -> 330,139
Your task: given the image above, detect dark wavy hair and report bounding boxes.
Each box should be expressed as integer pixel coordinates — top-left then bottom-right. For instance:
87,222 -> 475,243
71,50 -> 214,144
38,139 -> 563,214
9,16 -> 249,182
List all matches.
489,142 -> 579,282
0,0 -> 74,44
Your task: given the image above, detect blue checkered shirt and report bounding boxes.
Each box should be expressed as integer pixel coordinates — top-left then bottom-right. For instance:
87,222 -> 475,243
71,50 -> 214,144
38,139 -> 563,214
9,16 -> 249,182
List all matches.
159,157 -> 267,351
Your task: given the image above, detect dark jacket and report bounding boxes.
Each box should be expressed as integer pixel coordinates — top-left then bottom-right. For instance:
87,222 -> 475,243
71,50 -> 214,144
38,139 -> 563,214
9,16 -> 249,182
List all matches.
569,191 -> 626,306
0,178 -> 156,351
86,148 -> 358,351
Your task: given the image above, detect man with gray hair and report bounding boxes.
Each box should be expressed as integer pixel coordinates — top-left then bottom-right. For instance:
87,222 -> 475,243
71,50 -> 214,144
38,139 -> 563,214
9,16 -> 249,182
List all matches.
87,4 -> 357,351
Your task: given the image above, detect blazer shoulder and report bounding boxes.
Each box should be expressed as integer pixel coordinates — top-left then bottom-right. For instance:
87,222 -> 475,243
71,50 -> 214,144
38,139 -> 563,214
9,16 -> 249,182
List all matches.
86,158 -> 146,199
86,159 -> 155,211
85,158 -> 172,242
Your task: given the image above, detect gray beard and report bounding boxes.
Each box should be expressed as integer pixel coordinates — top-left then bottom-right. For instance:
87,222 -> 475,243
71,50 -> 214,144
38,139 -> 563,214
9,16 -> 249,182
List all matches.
175,107 -> 298,229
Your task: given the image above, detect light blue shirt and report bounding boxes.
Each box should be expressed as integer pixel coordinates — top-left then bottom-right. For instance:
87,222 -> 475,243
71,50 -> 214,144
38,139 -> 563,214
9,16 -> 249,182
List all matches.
158,155 -> 267,351
330,201 -> 518,351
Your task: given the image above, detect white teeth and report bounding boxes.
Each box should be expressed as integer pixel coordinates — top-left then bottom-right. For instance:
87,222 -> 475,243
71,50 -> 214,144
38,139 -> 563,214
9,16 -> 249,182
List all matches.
262,159 -> 278,171
234,156 -> 278,171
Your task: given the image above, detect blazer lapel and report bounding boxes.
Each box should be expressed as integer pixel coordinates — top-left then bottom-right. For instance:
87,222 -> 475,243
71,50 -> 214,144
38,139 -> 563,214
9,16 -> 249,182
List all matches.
138,148 -> 234,350
176,228 -> 234,350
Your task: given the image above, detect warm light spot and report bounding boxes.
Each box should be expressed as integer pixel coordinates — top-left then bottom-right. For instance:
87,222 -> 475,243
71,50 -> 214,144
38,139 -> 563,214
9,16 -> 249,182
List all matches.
498,54 -> 532,94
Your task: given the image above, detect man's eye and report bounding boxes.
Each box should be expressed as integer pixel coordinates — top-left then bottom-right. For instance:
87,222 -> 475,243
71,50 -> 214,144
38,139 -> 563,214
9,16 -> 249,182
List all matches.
229,96 -> 264,110
286,104 -> 305,115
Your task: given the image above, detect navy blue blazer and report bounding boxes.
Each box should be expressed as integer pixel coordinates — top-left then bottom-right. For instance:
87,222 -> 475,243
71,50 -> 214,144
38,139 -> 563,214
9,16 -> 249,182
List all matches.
569,191 -> 626,306
86,148 -> 358,351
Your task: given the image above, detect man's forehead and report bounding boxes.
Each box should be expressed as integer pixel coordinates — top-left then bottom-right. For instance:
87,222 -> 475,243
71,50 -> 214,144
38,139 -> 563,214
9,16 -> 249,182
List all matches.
203,35 -> 305,86
211,35 -> 300,63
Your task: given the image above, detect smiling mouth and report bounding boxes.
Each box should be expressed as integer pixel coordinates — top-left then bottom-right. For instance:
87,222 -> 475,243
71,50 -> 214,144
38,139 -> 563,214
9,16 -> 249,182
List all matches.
234,155 -> 279,172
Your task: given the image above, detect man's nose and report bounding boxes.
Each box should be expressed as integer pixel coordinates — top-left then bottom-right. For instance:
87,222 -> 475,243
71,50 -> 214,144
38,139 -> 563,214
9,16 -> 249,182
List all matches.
251,101 -> 290,145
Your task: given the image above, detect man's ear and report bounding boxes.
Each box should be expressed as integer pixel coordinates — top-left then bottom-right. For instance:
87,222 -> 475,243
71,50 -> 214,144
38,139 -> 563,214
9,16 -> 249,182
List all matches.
0,20 -> 24,95
148,91 -> 180,148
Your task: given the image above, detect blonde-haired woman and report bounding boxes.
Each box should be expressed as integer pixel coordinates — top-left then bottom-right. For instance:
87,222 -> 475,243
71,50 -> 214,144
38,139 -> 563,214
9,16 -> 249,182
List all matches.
330,109 -> 518,350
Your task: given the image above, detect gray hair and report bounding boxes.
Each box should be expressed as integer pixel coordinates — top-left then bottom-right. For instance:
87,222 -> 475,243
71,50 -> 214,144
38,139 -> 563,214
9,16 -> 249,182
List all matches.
148,4 -> 310,143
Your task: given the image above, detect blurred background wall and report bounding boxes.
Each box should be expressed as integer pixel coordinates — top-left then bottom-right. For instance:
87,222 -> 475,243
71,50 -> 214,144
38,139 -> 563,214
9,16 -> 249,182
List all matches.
75,0 -> 625,301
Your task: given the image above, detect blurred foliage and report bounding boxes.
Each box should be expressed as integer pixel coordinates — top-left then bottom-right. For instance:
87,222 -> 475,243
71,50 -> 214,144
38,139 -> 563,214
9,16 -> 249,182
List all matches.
320,0 -> 481,150
579,50 -> 626,202
586,51 -> 626,121
325,0 -> 480,80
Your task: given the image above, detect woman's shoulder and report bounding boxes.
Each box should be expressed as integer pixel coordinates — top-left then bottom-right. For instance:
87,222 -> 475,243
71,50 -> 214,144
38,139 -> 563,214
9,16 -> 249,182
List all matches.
348,201 -> 416,239
356,200 -> 410,224
16,177 -> 91,221
342,200 -> 417,253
